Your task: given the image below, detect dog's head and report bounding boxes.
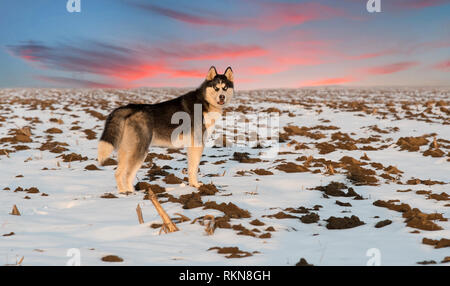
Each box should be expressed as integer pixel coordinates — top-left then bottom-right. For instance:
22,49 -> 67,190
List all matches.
202,66 -> 234,109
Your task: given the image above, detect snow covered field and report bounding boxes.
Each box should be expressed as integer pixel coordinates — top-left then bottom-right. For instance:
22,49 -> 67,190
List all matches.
0,87 -> 449,266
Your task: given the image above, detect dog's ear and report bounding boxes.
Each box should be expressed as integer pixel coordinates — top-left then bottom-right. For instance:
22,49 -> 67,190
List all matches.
224,66 -> 233,82
206,66 -> 217,81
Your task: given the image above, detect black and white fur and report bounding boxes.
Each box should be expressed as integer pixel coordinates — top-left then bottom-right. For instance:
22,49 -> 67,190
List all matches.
98,66 -> 234,193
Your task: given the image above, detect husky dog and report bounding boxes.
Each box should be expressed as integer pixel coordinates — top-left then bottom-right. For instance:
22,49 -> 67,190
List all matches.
97,66 -> 234,193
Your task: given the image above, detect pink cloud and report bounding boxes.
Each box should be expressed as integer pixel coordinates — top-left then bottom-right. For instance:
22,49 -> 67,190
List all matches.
364,61 -> 419,75
432,59 -> 450,71
301,76 -> 355,87
135,2 -> 344,31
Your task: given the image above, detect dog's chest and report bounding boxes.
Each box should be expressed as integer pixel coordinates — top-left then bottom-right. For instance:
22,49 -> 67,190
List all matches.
203,110 -> 222,130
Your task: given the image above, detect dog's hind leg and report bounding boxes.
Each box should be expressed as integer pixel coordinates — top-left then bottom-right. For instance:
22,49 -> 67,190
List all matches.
125,152 -> 147,193
115,148 -> 129,193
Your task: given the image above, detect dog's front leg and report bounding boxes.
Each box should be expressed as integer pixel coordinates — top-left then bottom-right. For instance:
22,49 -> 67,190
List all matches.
187,146 -> 204,188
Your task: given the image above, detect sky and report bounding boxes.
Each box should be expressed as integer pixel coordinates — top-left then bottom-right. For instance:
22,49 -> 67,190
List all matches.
0,0 -> 449,90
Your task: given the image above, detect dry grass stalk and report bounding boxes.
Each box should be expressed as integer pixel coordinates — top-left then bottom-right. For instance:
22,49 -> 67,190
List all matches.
433,136 -> 438,149
327,164 -> 335,175
147,188 -> 179,233
10,205 -> 21,216
136,204 -> 144,224
203,215 -> 216,235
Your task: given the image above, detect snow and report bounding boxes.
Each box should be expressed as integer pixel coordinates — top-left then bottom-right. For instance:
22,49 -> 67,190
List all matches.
0,87 -> 449,266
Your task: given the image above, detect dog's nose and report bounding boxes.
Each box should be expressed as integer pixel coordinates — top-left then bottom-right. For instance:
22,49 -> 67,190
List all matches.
219,94 -> 225,101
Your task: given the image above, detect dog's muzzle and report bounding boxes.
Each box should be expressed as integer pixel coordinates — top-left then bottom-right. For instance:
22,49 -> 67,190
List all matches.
218,94 -> 226,105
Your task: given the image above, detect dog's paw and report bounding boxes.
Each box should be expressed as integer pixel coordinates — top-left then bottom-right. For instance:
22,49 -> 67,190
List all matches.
189,182 -> 203,188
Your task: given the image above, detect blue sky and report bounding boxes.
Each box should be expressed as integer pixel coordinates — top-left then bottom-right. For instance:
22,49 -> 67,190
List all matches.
1,0 -> 449,89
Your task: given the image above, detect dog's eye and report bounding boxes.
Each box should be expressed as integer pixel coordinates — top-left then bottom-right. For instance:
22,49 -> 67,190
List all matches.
223,86 -> 228,91
214,87 -> 220,91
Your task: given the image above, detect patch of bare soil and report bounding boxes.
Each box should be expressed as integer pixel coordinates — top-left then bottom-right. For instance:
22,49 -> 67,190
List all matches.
373,200 -> 446,231
422,238 -> 450,249
208,247 -> 253,258
198,184 -> 219,195
396,136 -> 429,151
163,173 -> 183,184
57,153 -> 88,162
101,158 -> 117,166
346,165 -> 378,186
101,255 -> 123,262
406,178 -> 446,185
325,215 -> 365,229
45,127 -> 63,134
375,219 -> 392,228
101,193 -> 118,199
39,141 -> 69,153
85,164 -> 100,170
251,169 -> 273,175
203,202 -> 251,219
276,162 -> 309,173
300,213 -> 320,224
2,232 -> 15,237
83,129 -> 96,140
232,152 -> 261,163
263,211 -> 298,219
313,181 -> 363,199
295,258 -> 313,266
316,142 -> 336,154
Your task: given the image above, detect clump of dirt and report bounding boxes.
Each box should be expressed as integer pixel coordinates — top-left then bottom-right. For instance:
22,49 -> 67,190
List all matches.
295,258 -> 313,266
101,255 -> 123,262
39,141 -> 69,153
102,158 -> 117,166
316,142 -> 336,154
313,182 -> 363,199
423,148 -> 445,157
396,136 -> 428,151
136,182 -> 167,193
175,192 -> 203,209
208,247 -> 253,259
146,165 -> 169,180
57,153 -> 88,162
325,215 -> 365,229
427,192 -> 449,201
250,219 -> 265,226
422,238 -> 450,249
83,129 -> 96,140
45,127 -> 63,134
346,165 -> 378,186
163,173 -> 183,184
336,200 -> 352,207
283,125 -> 326,140
204,202 -> 251,218
300,213 -> 320,224
146,152 -> 173,161
198,184 -> 218,195
232,224 -> 256,237
375,220 -> 392,228
406,178 -> 445,185
417,260 -> 436,265
373,200 -> 445,231
101,193 -> 118,199
276,162 -> 309,173
25,187 -> 40,194
232,152 -> 261,163
263,211 -> 298,219
85,164 -> 100,170
259,233 -> 271,239
251,169 -> 273,175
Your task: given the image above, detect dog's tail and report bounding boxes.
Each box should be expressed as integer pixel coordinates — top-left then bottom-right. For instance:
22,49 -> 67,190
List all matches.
97,107 -> 134,165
